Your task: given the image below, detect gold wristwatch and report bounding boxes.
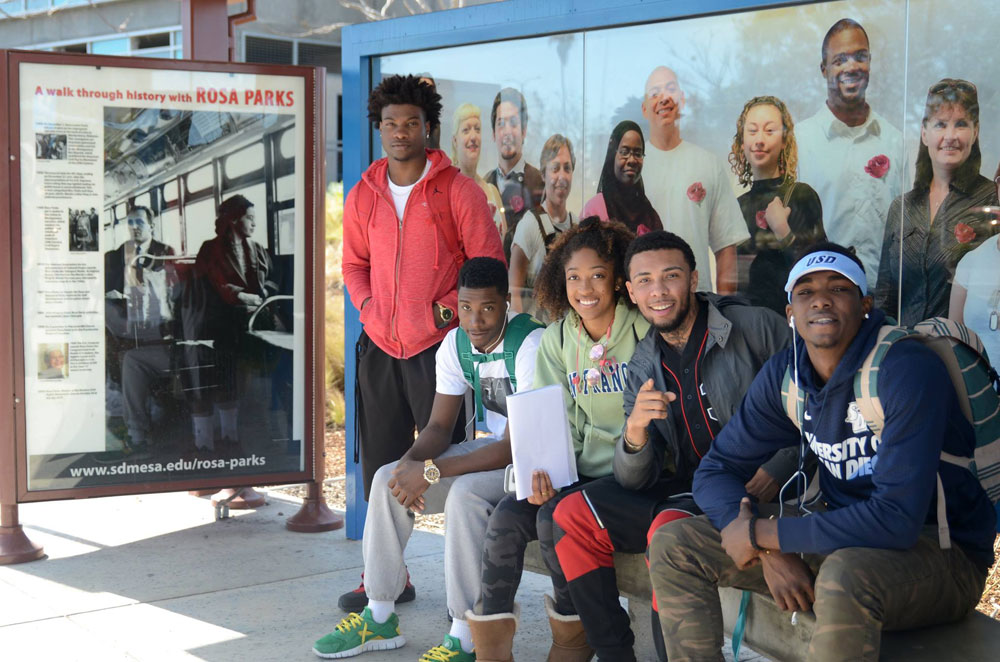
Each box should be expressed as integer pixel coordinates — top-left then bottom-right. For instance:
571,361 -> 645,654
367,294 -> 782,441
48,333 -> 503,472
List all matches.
423,459 -> 441,485
436,303 -> 454,323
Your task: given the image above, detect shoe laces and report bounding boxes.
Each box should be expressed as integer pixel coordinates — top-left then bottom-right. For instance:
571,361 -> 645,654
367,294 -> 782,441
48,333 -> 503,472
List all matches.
420,644 -> 462,661
335,612 -> 366,634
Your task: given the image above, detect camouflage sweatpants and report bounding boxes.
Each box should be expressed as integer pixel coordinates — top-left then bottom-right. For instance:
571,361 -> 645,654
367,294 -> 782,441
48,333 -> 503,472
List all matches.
477,487 -> 581,616
648,515 -> 986,662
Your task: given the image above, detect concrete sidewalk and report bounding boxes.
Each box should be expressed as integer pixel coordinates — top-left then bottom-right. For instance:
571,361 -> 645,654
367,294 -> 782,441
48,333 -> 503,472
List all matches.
0,490 -> 764,661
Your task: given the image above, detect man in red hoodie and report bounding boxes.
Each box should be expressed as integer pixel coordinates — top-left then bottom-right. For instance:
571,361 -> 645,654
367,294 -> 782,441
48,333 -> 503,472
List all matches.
341,74 -> 504,606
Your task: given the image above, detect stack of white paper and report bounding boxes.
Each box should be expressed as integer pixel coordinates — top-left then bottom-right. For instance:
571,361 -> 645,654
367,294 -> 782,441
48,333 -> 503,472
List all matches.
506,384 -> 578,500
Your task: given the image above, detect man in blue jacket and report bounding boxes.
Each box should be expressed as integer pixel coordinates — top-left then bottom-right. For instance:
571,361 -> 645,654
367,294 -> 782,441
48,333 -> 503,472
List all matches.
649,242 -> 995,662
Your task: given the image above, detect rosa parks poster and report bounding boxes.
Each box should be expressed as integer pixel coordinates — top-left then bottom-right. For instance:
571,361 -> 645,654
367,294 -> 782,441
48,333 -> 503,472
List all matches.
18,60 -> 308,490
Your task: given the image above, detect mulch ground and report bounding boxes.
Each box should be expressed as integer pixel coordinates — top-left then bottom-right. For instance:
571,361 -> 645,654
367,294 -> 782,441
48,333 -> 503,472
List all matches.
269,427 -> 445,534
272,427 -> 1000,620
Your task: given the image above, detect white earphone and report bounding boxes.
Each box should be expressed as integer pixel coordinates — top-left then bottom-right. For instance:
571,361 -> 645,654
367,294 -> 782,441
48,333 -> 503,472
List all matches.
788,315 -> 795,328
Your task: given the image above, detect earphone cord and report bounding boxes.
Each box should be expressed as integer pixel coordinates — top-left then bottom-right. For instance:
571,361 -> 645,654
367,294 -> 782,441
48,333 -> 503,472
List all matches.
481,309 -> 509,354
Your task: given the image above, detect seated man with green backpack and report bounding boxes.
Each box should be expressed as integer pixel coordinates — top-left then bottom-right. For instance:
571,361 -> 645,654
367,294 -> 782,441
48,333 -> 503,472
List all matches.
314,257 -> 544,660
649,242 -> 998,662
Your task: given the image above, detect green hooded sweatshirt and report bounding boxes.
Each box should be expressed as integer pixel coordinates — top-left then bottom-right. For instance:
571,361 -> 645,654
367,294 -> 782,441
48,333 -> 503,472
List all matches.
532,298 -> 650,478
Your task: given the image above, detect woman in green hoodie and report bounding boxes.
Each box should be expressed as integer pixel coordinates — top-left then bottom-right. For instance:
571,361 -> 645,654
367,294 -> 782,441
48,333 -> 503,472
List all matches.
467,217 -> 648,661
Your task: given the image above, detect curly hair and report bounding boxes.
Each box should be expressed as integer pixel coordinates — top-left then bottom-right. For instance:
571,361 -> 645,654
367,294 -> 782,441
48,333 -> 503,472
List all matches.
728,96 -> 798,188
534,217 -> 635,320
367,74 -> 442,131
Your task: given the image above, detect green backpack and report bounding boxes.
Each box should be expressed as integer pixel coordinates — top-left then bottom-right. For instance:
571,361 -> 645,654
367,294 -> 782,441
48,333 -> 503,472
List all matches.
456,313 -> 544,423
781,317 -> 1000,543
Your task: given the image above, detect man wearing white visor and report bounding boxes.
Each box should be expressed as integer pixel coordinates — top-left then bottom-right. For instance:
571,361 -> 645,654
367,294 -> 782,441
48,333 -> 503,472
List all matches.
646,242 -> 995,662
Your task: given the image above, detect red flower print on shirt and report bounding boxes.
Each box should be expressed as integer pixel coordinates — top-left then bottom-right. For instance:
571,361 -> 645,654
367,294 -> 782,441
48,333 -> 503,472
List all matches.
487,202 -> 497,217
954,222 -> 975,244
687,182 -> 706,203
865,155 -> 890,179
755,210 -> 769,230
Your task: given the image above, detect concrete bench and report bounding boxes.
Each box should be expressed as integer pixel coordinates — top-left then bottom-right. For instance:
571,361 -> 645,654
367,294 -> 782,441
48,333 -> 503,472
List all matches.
523,542 -> 1000,661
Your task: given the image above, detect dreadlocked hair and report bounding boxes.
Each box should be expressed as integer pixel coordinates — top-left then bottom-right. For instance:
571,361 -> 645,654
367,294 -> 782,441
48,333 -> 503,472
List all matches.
534,216 -> 636,320
367,74 -> 443,132
728,96 -> 799,188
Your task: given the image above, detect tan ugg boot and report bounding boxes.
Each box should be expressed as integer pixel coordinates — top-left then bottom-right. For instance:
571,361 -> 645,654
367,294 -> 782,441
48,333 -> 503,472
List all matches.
544,594 -> 594,662
466,604 -> 519,662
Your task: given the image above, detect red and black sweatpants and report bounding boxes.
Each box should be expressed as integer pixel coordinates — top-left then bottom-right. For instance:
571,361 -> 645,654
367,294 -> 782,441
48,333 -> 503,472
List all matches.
552,474 -> 699,661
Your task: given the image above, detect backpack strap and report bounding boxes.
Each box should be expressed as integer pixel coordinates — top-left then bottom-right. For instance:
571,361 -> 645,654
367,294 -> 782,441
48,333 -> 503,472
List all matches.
852,323 -> 962,549
852,325 -> 913,437
456,327 -> 476,395
456,326 -> 503,423
780,365 -> 804,432
456,313 -> 543,423
781,181 -> 797,208
501,313 -> 545,392
428,166 -> 463,269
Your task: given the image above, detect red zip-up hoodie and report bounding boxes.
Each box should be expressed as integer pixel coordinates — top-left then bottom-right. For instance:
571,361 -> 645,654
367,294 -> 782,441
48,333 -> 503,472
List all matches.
343,149 -> 505,359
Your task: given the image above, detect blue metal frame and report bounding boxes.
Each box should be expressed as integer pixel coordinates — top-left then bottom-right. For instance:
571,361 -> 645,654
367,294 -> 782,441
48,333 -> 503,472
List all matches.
340,0 -> 818,539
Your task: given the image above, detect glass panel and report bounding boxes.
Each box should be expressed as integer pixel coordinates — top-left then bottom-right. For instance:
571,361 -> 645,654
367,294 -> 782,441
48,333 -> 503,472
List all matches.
224,143 -> 265,179
159,207 -> 182,255
276,173 -> 294,202
187,163 -> 214,193
135,32 -> 170,50
91,37 -> 129,56
279,125 -> 295,160
379,33 -> 585,318
903,0 -> 1000,364
183,197 -> 217,258
277,207 -> 294,255
162,179 -> 178,203
579,1 -> 907,306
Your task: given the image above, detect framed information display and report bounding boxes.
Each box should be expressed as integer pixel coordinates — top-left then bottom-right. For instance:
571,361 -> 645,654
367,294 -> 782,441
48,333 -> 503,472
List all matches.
1,51 -> 325,501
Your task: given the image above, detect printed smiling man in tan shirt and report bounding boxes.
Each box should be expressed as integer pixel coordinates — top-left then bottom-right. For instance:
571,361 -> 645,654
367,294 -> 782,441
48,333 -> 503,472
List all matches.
639,66 -> 749,295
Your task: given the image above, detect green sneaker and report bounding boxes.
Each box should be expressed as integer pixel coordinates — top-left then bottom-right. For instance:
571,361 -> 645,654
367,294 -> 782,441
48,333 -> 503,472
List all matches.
312,607 -> 405,659
419,634 -> 475,662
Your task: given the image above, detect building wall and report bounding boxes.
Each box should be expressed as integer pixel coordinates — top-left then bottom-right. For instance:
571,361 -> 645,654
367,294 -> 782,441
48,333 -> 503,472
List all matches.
0,0 -> 180,49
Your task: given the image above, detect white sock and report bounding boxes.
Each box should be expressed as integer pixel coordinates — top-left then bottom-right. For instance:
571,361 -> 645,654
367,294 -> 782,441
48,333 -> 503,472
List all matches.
192,414 -> 214,450
217,406 -> 239,440
449,619 -> 474,653
368,599 -> 394,624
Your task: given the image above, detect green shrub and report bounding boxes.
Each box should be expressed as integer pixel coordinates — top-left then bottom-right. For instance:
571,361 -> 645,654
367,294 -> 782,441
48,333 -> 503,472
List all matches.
325,182 -> 346,427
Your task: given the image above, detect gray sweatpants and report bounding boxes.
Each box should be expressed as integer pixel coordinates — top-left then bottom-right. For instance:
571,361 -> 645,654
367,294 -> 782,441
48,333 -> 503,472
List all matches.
362,436 -> 508,620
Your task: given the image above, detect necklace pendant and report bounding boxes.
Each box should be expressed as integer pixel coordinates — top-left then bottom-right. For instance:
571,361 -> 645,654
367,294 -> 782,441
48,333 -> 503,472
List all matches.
589,343 -> 605,361
991,311 -> 998,332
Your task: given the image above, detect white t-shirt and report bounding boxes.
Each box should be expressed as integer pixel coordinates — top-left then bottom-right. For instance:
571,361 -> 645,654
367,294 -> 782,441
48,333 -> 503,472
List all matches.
512,210 -> 576,288
387,160 -> 432,221
435,312 -> 544,437
796,105 -> 903,290
641,140 -> 749,292
953,237 -> 1000,364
